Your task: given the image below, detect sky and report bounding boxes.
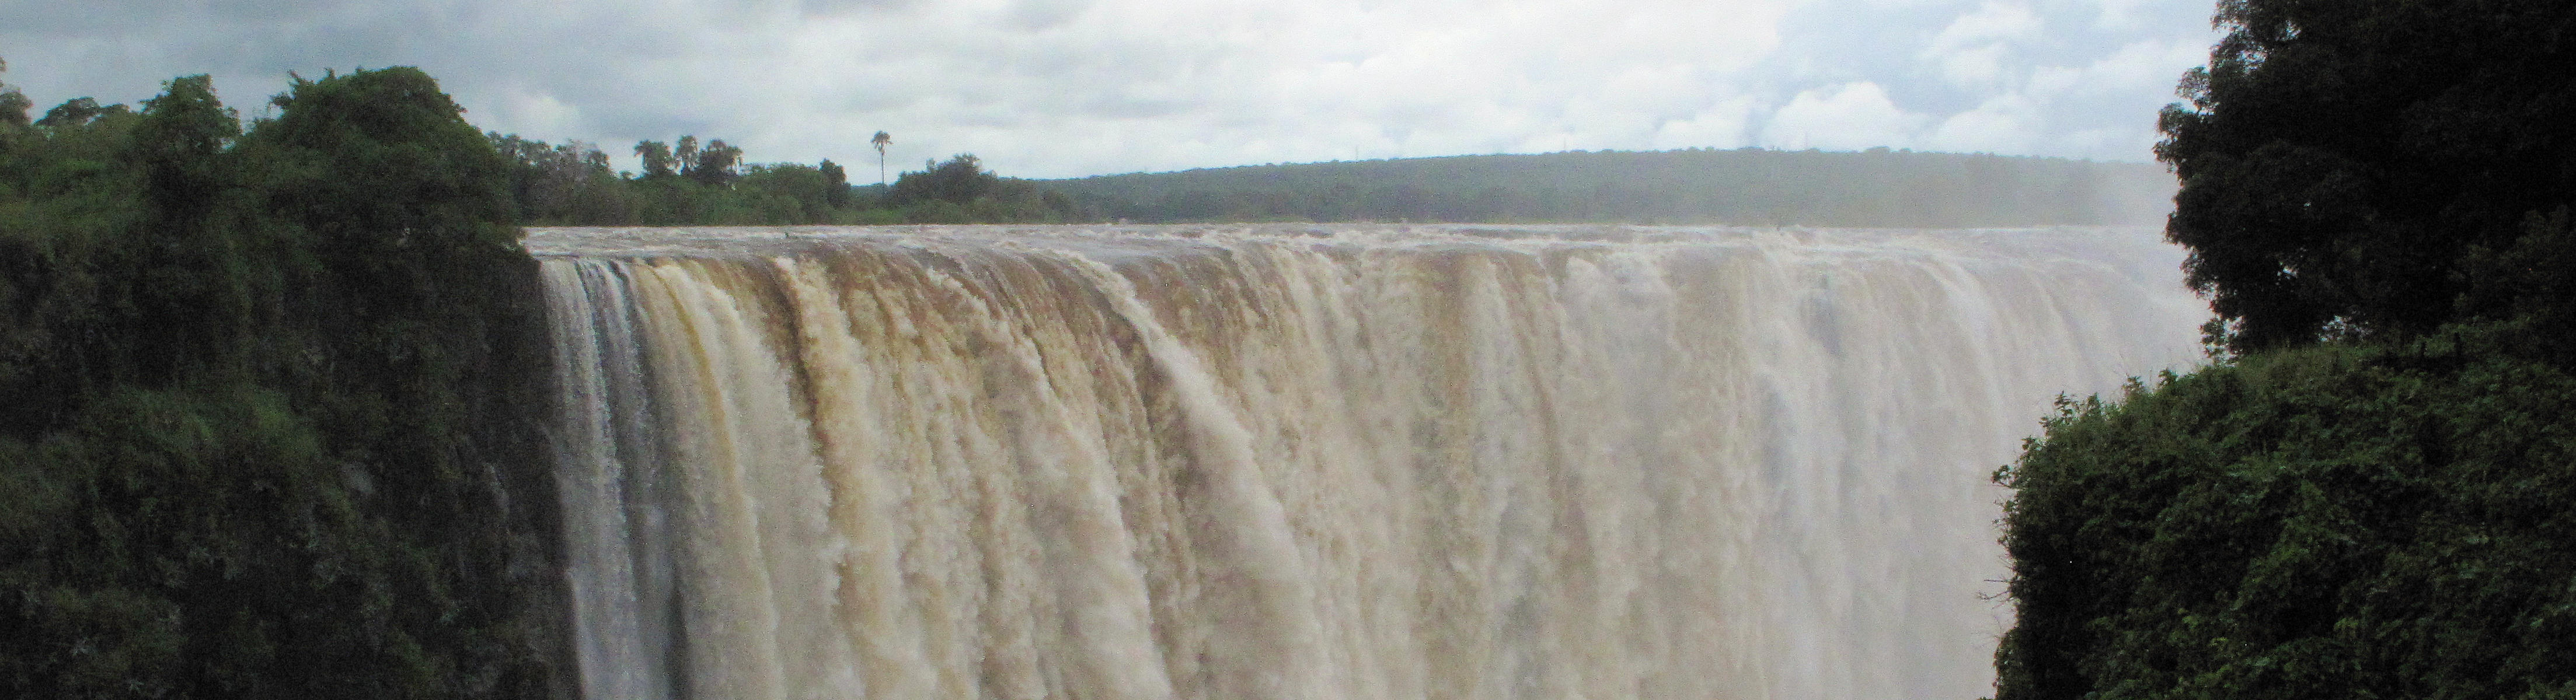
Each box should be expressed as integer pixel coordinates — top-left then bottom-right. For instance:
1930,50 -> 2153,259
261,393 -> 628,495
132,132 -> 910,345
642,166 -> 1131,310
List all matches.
0,0 -> 2221,179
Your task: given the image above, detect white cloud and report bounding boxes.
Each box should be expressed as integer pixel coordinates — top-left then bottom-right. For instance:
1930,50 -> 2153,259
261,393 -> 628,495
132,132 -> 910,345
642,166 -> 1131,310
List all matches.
1649,95 -> 1761,150
1925,93 -> 2038,152
1925,2 -> 2043,55
2076,38 -> 2212,99
0,0 -> 2223,177
1919,2 -> 2042,87
1931,43 -> 2014,86
1762,81 -> 1926,150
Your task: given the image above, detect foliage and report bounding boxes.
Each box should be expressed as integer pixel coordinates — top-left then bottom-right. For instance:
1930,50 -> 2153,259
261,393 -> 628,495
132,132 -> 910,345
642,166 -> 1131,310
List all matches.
683,138 -> 741,187
884,153 -> 1081,223
493,134 -> 631,225
0,58 -> 32,128
1995,326 -> 2576,699
2002,3 -> 2576,695
36,97 -> 131,129
2157,0 -> 2576,352
486,136 -> 1087,225
0,66 -> 568,698
631,139 -> 675,179
1041,147 -> 2174,226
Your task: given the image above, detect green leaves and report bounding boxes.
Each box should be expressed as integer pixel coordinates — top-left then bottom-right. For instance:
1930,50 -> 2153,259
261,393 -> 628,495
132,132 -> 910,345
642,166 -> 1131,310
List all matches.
0,57 -> 31,130
2159,0 -> 2576,355
2061,15 -> 2576,692
1,66 -> 565,699
1997,334 -> 2576,699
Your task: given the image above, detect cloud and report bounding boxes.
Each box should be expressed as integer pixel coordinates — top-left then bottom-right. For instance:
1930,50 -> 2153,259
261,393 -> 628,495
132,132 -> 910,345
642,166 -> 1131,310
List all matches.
1918,2 -> 2044,86
1762,82 -> 1926,150
1926,2 -> 2044,55
0,0 -> 2223,177
1925,94 -> 2038,152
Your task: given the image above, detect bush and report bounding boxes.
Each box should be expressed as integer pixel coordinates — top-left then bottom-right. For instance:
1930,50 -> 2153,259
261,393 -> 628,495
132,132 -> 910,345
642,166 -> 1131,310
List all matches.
2159,0 -> 2576,352
1996,326 -> 2576,699
0,66 -> 568,699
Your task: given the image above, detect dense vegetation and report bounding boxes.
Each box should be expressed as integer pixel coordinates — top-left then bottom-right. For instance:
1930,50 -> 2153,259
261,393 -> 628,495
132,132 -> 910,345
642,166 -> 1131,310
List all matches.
1998,334 -> 2576,699
2159,0 -> 2576,354
486,135 -> 1087,225
0,65 -> 570,698
1041,148 -> 2174,226
1996,1 -> 2576,698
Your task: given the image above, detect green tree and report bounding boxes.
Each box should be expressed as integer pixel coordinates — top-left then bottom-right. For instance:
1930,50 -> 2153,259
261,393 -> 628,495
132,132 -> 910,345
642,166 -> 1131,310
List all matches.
2158,0 -> 2576,353
890,153 -> 997,206
35,97 -> 129,128
632,139 -> 675,178
871,130 -> 891,187
1996,3 -> 2576,698
0,58 -> 32,128
688,138 -> 741,186
202,65 -> 557,695
124,75 -> 246,385
1995,338 -> 2576,700
1,67 -> 568,699
493,135 -> 630,224
818,158 -> 849,207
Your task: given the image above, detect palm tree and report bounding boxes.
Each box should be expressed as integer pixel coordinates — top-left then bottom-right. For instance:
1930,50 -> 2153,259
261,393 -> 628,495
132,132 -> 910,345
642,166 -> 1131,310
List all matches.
871,131 -> 892,188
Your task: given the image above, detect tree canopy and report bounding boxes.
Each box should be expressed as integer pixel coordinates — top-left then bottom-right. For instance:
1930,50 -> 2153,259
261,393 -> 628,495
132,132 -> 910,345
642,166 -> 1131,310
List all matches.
1998,2 -> 2576,697
477,136 -> 1088,226
0,58 -> 32,128
1996,342 -> 2576,700
1,65 -> 567,699
2160,0 -> 2576,353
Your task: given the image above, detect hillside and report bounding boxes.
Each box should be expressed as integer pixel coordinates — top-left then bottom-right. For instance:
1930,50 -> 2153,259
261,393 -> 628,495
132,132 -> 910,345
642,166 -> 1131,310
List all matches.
1040,148 -> 2175,226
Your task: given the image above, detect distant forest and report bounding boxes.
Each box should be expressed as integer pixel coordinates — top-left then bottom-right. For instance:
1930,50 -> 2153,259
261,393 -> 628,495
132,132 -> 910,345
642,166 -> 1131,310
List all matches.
486,132 -> 2171,228
486,137 -> 1085,225
1043,148 -> 2177,227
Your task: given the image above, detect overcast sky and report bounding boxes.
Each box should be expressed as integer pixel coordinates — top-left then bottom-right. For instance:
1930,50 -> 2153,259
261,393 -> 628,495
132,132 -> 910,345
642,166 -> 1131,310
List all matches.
1,0 -> 2219,179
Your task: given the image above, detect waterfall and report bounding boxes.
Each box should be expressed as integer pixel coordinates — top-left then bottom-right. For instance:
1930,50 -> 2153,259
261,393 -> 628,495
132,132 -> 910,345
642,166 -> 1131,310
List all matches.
534,224 -> 2202,700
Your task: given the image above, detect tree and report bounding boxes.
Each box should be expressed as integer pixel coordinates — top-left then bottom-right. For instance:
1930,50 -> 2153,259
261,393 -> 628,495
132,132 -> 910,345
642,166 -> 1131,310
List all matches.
0,57 -> 30,128
125,75 -> 245,381
0,66 -> 567,699
688,138 -> 742,187
2158,0 -> 2576,353
492,135 -> 623,223
818,158 -> 849,207
871,130 -> 891,187
1995,343 -> 2576,700
34,97 -> 128,128
1993,4 -> 2576,697
633,139 -> 675,178
888,153 -> 998,206
238,65 -> 562,696
675,135 -> 699,178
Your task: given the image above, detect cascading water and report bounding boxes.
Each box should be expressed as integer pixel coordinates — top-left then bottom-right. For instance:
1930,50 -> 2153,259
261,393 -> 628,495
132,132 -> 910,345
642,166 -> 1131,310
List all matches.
533,223 -> 2203,700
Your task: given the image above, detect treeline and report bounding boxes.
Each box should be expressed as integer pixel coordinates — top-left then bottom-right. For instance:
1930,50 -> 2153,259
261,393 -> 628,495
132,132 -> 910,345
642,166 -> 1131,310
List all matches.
487,134 -> 2174,229
1994,0 -> 2576,697
485,135 -> 1088,225
1043,148 -> 2176,226
1,65 -> 570,696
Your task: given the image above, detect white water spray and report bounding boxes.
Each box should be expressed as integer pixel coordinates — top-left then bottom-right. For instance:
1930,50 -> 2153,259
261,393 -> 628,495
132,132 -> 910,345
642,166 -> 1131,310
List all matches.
535,224 -> 2202,700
